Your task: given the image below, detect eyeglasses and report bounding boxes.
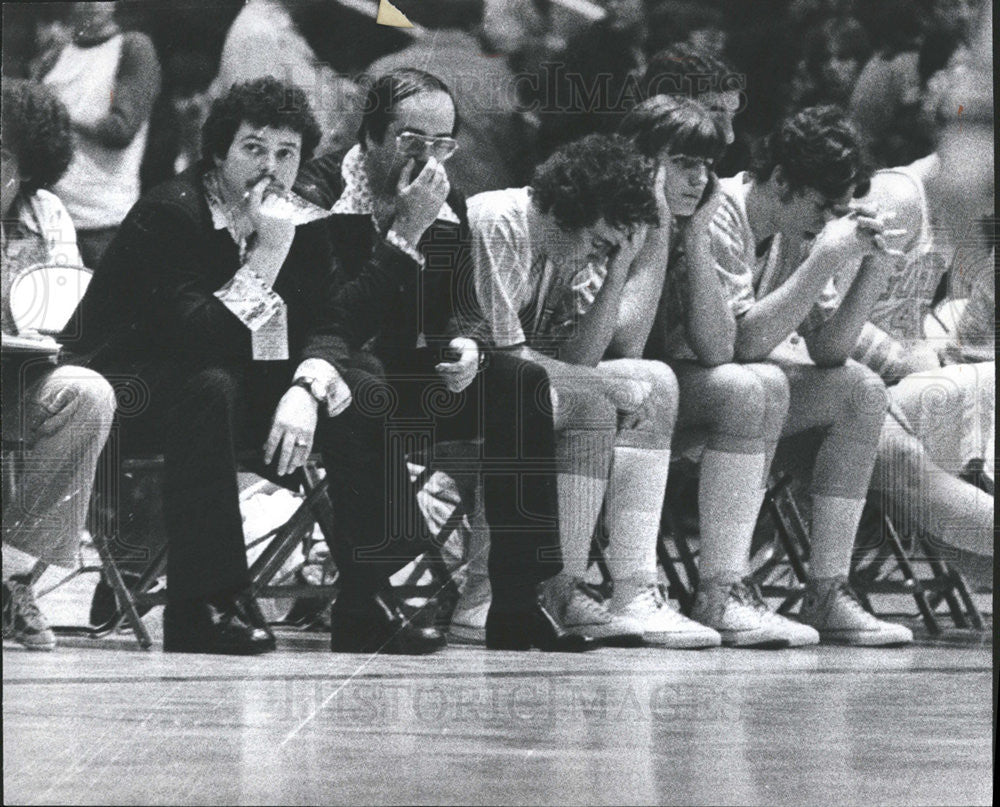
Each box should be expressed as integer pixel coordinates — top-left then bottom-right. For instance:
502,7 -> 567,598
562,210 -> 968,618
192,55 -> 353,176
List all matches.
395,132 -> 459,162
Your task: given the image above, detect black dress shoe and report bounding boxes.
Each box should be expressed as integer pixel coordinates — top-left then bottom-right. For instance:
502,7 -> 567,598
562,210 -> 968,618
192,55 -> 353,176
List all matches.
163,598 -> 274,655
485,603 -> 597,652
330,592 -> 446,655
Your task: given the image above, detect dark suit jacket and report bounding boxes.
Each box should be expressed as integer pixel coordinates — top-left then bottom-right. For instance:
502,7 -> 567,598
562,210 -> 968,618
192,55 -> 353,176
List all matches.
63,164 -> 352,375
295,148 -> 479,373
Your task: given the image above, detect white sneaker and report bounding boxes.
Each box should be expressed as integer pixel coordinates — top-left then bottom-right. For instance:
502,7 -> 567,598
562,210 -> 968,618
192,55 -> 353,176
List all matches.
448,574 -> 490,645
2,577 -> 56,651
541,575 -> 645,646
611,579 -> 721,648
692,577 -> 819,648
799,576 -> 914,646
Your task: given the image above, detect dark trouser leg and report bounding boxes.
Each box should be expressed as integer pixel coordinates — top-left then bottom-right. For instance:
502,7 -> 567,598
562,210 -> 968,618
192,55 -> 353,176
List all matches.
316,360 -> 434,606
76,227 -> 119,271
162,367 -> 250,602
479,353 -> 562,612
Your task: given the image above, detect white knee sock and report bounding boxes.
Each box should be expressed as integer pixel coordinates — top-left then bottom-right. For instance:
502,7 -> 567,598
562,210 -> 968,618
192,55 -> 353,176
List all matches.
697,449 -> 767,581
556,429 -> 613,578
604,445 -> 671,585
809,495 -> 867,578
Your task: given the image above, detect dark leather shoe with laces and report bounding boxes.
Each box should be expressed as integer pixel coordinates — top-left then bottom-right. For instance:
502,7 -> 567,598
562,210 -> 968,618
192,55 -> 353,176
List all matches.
163,598 -> 274,655
485,602 -> 596,652
329,592 -> 446,655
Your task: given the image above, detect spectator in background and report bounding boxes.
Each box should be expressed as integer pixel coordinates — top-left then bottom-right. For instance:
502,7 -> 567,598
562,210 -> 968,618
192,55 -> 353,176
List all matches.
849,0 -> 928,167
646,2 -> 728,58
209,0 -> 365,159
641,43 -> 749,175
2,79 -> 116,651
535,0 -> 649,157
368,0 -> 536,196
481,0 -> 559,77
788,16 -> 871,110
39,2 -> 161,270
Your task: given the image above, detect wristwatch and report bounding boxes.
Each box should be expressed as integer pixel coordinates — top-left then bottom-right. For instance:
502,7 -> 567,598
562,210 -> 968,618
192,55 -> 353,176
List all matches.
291,375 -> 328,404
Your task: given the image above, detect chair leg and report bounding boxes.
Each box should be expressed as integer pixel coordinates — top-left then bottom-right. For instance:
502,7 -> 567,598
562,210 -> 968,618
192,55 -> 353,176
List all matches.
657,532 -> 692,613
949,567 -> 986,630
303,463 -> 337,549
662,505 -> 700,594
921,536 -> 983,630
91,529 -> 154,650
765,481 -> 810,585
28,560 -> 48,585
248,497 -> 322,600
882,515 -> 940,634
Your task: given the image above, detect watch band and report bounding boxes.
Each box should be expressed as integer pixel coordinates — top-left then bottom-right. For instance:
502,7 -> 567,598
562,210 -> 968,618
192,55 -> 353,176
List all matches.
292,376 -> 325,403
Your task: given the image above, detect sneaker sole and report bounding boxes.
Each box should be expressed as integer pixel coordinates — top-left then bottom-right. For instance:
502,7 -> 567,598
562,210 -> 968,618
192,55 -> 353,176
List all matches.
717,629 -> 792,649
642,631 -> 722,649
12,637 -> 57,651
565,623 -> 646,643
448,624 -> 486,645
573,630 -> 646,648
818,629 -> 913,647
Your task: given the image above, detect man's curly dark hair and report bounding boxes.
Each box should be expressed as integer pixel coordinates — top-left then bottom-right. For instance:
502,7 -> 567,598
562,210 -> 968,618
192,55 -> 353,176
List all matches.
750,105 -> 869,200
530,134 -> 659,233
1,79 -> 73,196
201,76 -> 321,164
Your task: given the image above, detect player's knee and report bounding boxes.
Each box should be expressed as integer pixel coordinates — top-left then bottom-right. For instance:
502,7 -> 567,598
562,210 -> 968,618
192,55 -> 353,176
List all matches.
641,360 -> 679,428
747,362 -> 790,438
555,384 -> 617,432
842,362 -> 889,436
49,366 -> 117,424
709,363 -> 771,435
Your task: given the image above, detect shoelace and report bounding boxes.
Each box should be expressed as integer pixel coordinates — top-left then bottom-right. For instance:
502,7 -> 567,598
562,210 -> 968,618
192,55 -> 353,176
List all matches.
730,580 -> 767,610
572,587 -> 612,619
730,580 -> 791,626
635,583 -> 671,612
9,582 -> 44,624
829,577 -> 870,618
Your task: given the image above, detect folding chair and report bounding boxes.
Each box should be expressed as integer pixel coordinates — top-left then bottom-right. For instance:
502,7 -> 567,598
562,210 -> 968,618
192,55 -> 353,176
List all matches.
59,451 -> 340,649
393,440 -> 481,630
849,498 -> 986,633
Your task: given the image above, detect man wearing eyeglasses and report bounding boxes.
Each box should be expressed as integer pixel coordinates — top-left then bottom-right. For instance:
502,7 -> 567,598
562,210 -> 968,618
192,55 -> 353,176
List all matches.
296,68 -> 591,652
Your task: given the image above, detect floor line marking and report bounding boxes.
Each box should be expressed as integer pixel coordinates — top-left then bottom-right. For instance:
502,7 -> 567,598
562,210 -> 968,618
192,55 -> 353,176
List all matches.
4,665 -> 991,687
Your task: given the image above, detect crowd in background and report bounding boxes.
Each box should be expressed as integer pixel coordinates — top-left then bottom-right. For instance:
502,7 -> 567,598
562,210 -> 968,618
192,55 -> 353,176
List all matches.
2,0 -> 991,206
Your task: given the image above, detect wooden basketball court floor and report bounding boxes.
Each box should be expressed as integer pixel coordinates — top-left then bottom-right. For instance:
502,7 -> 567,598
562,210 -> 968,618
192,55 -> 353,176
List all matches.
3,572 -> 994,806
